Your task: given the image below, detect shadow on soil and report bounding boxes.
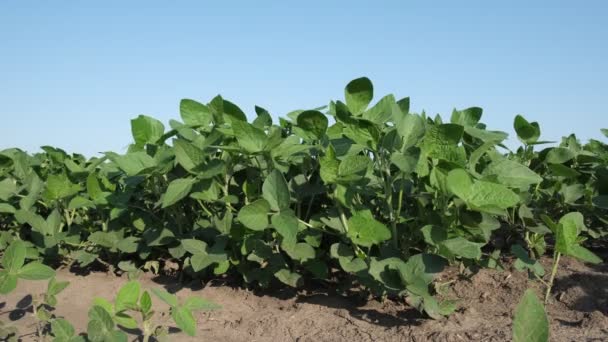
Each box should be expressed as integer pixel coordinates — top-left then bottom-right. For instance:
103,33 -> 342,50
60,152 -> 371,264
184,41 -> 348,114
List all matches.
150,273 -> 424,329
554,262 -> 608,314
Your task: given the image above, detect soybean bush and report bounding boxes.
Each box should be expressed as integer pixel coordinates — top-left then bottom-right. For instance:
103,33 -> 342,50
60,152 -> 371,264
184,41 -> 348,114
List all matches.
0,77 -> 606,319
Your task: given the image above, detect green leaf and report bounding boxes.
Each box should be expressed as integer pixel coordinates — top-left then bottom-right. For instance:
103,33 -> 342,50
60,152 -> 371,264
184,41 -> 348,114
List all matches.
0,203 -> 15,213
567,245 -> 602,264
399,253 -> 446,285
18,262 -> 55,280
338,155 -> 370,182
51,319 -> 76,339
2,240 -> 26,273
232,120 -> 268,154
483,159 -> 542,188
297,110 -> 328,140
172,306 -> 196,336
182,239 -> 208,255
0,178 -> 17,201
152,288 -> 178,307
421,124 -> 465,164
162,178 -> 195,208
440,237 -> 483,259
514,115 -> 540,144
320,145 -> 340,184
450,107 -> 482,127
87,305 -> 114,338
238,199 -> 270,231
447,169 -> 520,212
512,289 -> 549,342
345,77 -> 373,114
396,114 -> 425,149
274,268 -> 303,287
0,271 -> 17,294
115,281 -> 141,312
140,291 -> 152,313
511,244 -> 545,276
131,115 -> 165,146
180,99 -> 212,127
262,169 -> 291,211
173,139 -> 205,172
106,152 -> 156,176
545,147 -> 576,164
183,297 -> 221,311
347,210 -> 392,247
271,210 -> 299,247
47,276 -> 70,296
283,242 -> 316,262
362,94 -> 395,125
43,173 -> 81,201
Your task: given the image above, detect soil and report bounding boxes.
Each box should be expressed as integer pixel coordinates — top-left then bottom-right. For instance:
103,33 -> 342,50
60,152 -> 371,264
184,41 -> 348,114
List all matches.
1,256 -> 607,342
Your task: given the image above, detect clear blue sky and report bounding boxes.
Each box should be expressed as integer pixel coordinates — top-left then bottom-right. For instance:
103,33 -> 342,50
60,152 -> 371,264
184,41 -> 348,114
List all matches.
1,1 -> 607,156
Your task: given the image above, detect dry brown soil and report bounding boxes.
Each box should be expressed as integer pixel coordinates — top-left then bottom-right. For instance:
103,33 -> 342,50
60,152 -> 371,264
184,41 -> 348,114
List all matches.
1,256 -> 607,342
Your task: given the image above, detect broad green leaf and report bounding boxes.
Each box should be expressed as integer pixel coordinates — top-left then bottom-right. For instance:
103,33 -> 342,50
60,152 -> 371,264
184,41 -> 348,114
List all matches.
2,240 -> 26,273
51,319 -> 76,340
464,126 -> 508,142
87,305 -> 115,341
514,115 -> 540,144
396,114 -> 425,149
172,306 -> 196,336
511,244 -> 545,276
545,147 -> 576,164
345,77 -> 373,114
347,210 -> 391,247
0,271 -> 17,294
338,155 -> 370,182
17,262 -> 55,280
421,124 -> 465,164
512,289 -> 549,342
362,94 -> 395,124
180,99 -> 212,127
182,239 -> 208,255
483,159 -> 542,188
567,245 -> 602,264
450,107 -> 482,127
43,173 -> 81,201
0,203 -> 15,213
283,242 -> 316,262
274,268 -> 303,287
232,120 -> 268,154
468,181 -> 520,210
106,152 -> 156,176
368,257 -> 407,292
262,169 -> 291,211
0,178 -> 17,201
115,281 -> 141,312
238,199 -> 270,230
271,209 -> 299,247
297,110 -> 328,140
162,178 -> 195,208
399,253 -> 446,285
447,169 -> 519,211
440,237 -> 483,259
152,288 -> 178,307
320,145 -> 340,184
173,139 -> 205,172
222,99 -> 248,122
131,115 -> 165,146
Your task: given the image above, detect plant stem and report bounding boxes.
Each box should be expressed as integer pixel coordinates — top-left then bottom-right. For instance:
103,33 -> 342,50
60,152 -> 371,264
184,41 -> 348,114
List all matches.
544,251 -> 561,304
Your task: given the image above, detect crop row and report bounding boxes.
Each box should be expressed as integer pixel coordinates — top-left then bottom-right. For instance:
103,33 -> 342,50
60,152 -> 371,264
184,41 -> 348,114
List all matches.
0,77 -> 606,340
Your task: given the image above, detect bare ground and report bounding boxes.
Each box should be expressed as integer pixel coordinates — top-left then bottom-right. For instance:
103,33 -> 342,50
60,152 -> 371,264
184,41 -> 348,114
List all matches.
1,256 -> 607,342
